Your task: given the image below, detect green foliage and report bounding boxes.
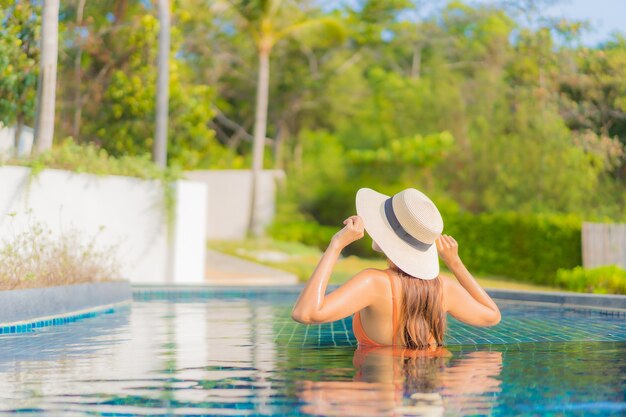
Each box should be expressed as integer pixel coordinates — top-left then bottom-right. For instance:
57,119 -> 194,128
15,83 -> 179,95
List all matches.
560,34 -> 626,143
267,219 -> 375,257
85,13 -> 241,169
447,113 -> 615,214
555,265 -> 626,294
271,200 -> 584,284
347,132 -> 454,166
278,128 -> 455,230
327,67 -> 459,150
279,130 -> 348,219
227,0 -> 347,50
267,220 -> 335,250
9,137 -> 182,182
443,211 -> 583,285
2,0 -> 625,289
0,2 -> 39,133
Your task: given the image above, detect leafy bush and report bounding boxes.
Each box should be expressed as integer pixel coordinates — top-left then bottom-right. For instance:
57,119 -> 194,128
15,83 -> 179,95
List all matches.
267,221 -> 335,250
347,132 -> 454,166
0,220 -> 122,290
270,207 -> 584,285
442,210 -> 582,286
6,137 -> 182,182
267,220 -> 376,257
555,265 -> 626,294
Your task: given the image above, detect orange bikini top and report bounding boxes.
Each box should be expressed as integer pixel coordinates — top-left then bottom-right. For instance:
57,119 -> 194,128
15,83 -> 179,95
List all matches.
352,269 -> 399,347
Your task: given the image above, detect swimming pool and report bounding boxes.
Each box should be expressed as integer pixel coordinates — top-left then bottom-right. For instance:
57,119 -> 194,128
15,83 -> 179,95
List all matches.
0,287 -> 624,416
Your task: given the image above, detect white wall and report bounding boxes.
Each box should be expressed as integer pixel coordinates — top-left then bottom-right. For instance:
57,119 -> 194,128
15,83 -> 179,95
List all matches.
185,169 -> 285,240
0,166 -> 207,284
0,124 -> 34,159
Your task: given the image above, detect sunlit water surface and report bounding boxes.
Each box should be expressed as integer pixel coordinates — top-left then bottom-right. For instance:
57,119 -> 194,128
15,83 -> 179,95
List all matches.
0,292 -> 624,417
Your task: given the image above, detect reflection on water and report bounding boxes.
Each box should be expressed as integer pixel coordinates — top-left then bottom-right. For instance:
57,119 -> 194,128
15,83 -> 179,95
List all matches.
0,298 -> 624,416
297,347 -> 502,417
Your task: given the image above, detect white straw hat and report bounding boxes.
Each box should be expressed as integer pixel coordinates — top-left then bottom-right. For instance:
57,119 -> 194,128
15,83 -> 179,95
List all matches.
356,187 -> 444,279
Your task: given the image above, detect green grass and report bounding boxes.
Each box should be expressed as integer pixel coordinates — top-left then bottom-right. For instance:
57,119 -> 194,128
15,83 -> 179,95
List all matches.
208,238 -> 561,291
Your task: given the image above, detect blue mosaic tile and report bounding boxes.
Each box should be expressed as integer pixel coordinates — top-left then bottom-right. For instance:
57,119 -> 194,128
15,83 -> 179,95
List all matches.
269,300 -> 626,347
3,287 -> 625,347
0,306 -> 123,335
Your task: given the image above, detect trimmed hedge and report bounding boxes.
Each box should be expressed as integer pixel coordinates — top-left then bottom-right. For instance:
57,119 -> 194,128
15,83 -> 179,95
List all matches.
267,221 -> 336,250
442,211 -> 582,286
555,265 -> 626,294
267,220 -> 376,257
268,211 -> 584,287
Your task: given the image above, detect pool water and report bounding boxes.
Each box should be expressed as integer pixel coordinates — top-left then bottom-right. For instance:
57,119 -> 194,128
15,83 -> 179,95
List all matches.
0,289 -> 624,416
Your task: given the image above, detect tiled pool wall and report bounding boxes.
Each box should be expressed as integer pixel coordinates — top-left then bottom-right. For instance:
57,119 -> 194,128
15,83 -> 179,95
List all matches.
126,286 -> 626,348
1,285 -> 624,338
262,301 -> 626,347
0,282 -> 132,335
132,285 -> 626,314
0,305 -> 122,335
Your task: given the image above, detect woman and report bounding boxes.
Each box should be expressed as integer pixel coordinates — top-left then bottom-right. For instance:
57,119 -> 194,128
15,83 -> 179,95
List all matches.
291,187 -> 501,348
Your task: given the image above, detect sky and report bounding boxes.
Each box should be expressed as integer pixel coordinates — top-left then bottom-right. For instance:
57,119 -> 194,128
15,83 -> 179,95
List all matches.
543,0 -> 624,45
333,0 -> 624,47
473,0 -> 625,46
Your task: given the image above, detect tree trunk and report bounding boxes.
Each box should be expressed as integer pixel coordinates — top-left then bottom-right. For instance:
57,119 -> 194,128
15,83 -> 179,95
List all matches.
13,114 -> 24,158
273,119 -> 287,169
33,0 -> 60,153
294,136 -> 303,171
72,0 -> 87,141
154,0 -> 170,168
248,46 -> 271,236
411,43 -> 422,79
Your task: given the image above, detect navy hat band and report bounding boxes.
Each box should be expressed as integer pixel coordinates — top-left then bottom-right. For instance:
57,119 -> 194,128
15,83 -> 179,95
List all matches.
384,197 -> 433,252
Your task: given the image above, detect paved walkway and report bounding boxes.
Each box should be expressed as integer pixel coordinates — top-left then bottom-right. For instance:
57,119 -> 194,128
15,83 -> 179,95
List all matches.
205,250 -> 299,286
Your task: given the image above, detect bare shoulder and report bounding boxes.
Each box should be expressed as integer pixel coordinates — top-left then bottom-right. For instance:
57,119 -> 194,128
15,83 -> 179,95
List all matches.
439,274 -> 458,311
347,268 -> 391,293
439,274 -> 456,288
351,268 -> 393,310
353,268 -> 389,284
330,268 -> 389,309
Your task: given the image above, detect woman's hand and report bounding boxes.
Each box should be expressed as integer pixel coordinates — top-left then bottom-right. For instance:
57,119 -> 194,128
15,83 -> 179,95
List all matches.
436,234 -> 460,267
331,215 -> 365,249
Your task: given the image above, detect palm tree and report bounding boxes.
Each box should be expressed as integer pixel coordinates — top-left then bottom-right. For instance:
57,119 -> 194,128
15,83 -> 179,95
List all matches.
34,0 -> 60,153
72,0 -> 87,141
228,0 -> 345,236
154,0 -> 170,168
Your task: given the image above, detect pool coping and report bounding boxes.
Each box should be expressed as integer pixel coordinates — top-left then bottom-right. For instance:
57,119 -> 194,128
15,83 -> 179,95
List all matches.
0,282 -> 132,334
132,284 -> 626,311
486,288 -> 626,311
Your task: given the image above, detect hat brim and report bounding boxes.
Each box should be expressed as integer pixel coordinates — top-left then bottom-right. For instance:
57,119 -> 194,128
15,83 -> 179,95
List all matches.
356,188 -> 440,280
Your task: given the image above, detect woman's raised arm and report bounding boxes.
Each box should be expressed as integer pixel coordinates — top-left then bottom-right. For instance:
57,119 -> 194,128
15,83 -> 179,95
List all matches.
291,215 -> 377,324
436,234 -> 501,327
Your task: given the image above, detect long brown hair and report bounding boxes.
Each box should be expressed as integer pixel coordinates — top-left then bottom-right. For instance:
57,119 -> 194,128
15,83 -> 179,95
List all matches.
388,260 -> 446,349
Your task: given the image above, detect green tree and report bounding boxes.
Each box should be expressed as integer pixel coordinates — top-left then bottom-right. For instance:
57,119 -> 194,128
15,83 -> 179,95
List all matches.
0,1 -> 39,156
84,11 -> 238,169
227,0 -> 346,235
560,35 -> 626,156
35,0 -> 626,226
